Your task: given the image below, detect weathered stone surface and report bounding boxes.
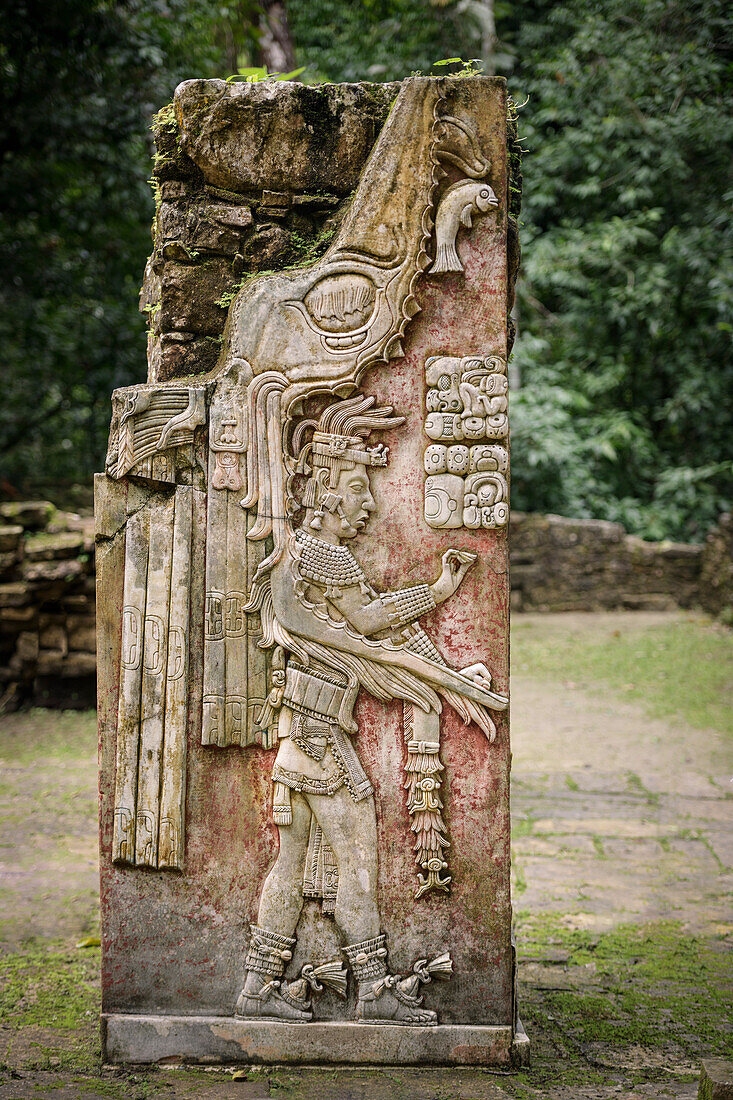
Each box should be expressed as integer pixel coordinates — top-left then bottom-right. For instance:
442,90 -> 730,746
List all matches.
699,1058 -> 733,1099
24,532 -> 86,562
510,512 -> 703,612
16,631 -> 39,662
102,1016 -> 524,1068
39,621 -> 68,654
0,505 -> 96,709
67,619 -> 96,653
155,334 -> 220,384
242,223 -> 292,270
0,583 -> 29,608
0,550 -> 20,581
143,82 -> 407,385
699,512 -> 733,621
174,79 -> 400,195
157,200 -> 253,258
23,558 -> 86,584
0,524 -> 23,552
0,606 -> 37,628
37,650 -> 96,677
97,76 -> 521,1064
158,259 -> 233,335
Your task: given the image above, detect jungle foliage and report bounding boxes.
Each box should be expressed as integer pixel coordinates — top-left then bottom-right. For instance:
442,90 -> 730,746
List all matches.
1,0 -> 730,539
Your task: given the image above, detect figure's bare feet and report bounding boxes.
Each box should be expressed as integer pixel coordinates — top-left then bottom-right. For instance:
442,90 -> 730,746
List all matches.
235,971 -> 312,1023
355,976 -> 438,1026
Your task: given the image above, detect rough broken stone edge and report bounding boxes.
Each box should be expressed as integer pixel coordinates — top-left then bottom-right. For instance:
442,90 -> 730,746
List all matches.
102,1015 -> 529,1068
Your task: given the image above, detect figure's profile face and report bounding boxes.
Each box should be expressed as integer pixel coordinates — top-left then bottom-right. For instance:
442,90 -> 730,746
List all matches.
333,465 -> 376,539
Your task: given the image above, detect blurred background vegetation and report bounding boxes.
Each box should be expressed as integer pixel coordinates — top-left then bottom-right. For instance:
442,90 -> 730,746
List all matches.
1,0 -> 731,541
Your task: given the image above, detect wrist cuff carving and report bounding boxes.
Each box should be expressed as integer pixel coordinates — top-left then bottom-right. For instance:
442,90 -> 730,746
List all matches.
381,584 -> 436,628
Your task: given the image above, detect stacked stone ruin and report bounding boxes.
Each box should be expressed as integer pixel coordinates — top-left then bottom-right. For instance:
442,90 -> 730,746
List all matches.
0,502 -> 96,709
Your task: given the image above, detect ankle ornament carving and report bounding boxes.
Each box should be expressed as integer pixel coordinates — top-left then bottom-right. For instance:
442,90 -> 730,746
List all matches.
343,934 -> 389,982
245,924 -> 296,978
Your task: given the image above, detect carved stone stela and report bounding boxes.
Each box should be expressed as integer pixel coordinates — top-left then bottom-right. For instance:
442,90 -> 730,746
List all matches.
96,76 -> 523,1066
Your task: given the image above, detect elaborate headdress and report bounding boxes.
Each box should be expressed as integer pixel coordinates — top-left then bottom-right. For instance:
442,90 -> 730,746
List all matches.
295,395 -> 403,528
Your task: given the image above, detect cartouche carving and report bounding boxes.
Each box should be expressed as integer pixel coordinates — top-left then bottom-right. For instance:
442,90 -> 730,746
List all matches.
423,354 -> 509,530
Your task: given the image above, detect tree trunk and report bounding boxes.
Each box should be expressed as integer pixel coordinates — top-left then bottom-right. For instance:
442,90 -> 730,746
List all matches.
257,0 -> 297,73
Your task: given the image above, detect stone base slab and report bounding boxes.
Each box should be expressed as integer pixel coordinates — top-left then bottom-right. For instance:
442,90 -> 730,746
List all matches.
102,1014 -> 530,1068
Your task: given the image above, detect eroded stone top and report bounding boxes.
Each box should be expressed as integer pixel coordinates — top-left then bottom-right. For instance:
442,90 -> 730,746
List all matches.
174,78 -> 402,195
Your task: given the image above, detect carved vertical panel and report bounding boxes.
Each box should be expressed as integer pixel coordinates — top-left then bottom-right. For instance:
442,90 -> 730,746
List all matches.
203,464 -> 228,747
203,391 -> 270,749
113,488 -> 194,870
112,503 -> 149,864
135,494 -> 176,867
158,486 -> 193,870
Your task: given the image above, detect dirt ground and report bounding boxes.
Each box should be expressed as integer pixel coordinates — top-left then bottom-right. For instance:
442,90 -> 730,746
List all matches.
0,611 -> 730,1099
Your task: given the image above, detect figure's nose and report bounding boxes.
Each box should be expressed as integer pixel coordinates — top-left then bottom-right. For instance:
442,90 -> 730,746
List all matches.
364,490 -> 376,511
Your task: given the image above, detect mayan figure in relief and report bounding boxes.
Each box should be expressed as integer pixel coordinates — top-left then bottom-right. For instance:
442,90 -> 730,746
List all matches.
103,77 -> 510,1030
234,392 -> 505,1024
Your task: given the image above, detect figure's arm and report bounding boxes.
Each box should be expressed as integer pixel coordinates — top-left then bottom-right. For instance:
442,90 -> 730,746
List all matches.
328,583 -> 437,637
271,558 -> 507,712
326,549 -> 477,637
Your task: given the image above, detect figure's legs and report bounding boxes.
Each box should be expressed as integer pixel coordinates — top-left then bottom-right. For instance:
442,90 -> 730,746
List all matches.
306,785 -> 436,1025
256,790 -> 311,935
235,792 -> 313,1022
305,786 -> 380,944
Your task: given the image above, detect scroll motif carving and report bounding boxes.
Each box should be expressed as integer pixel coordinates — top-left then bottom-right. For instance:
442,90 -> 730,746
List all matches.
423,354 -> 509,530
106,386 -> 205,480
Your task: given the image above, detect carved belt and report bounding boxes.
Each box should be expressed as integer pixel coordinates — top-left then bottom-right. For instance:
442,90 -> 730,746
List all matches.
272,762 -> 345,796
275,664 -> 374,807
282,662 -> 348,722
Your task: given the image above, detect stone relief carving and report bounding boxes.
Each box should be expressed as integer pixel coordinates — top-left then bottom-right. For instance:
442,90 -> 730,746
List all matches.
228,391 -> 507,1024
112,486 -> 200,870
423,354 -> 509,530
104,79 -> 509,1024
106,386 -> 205,481
428,180 -> 498,274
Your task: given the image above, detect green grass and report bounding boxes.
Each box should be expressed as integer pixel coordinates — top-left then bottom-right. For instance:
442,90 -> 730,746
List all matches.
0,943 -> 99,1031
503,915 -> 732,1096
512,616 -> 733,734
0,709 -> 97,765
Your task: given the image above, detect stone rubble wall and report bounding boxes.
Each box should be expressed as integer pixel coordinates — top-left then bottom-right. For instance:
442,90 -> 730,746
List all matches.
1,503 -> 728,709
0,502 -> 96,710
510,512 -> 706,613
698,512 -> 733,624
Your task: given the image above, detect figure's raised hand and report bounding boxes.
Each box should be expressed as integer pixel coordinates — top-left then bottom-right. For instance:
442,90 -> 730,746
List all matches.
430,549 -> 477,605
459,662 -> 493,690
